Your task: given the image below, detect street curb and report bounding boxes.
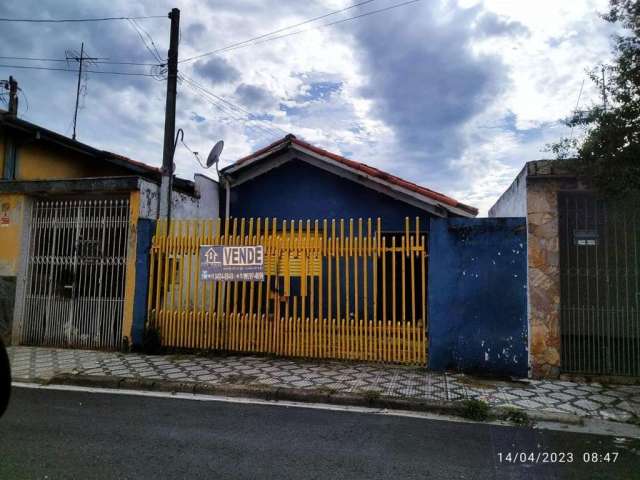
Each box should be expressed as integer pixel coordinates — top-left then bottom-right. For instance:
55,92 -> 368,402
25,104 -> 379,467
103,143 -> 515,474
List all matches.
30,374 -> 586,426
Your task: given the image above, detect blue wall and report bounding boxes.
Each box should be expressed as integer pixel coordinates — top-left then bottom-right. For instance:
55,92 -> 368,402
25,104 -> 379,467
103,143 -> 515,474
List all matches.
132,218 -> 155,348
428,218 -> 528,377
228,159 -> 433,231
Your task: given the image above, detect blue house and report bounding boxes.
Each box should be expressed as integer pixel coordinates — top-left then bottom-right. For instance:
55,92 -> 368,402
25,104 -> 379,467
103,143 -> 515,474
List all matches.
219,134 -> 478,230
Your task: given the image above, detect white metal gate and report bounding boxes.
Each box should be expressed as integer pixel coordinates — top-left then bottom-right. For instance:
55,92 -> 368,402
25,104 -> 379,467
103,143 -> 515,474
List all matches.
20,198 -> 130,350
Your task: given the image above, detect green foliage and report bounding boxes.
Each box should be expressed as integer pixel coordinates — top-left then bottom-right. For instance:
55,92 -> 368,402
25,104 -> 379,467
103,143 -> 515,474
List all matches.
461,399 -> 490,421
503,407 -> 531,426
550,0 -> 640,203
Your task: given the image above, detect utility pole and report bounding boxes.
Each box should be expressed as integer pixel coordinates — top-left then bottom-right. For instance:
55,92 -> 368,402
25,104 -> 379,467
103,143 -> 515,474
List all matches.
68,42 -> 99,140
159,8 -> 180,223
7,76 -> 18,116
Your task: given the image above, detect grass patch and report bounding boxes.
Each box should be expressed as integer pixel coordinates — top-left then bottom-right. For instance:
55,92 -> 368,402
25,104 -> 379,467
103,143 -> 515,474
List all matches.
461,399 -> 490,421
315,386 -> 338,395
502,407 -> 532,426
359,389 -> 382,402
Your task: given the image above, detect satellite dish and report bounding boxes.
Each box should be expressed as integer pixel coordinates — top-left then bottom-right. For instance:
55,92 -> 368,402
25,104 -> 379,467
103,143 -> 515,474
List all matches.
206,140 -> 224,168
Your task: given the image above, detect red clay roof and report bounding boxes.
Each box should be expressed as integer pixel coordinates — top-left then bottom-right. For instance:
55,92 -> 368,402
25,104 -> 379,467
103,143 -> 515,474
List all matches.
233,134 -> 478,216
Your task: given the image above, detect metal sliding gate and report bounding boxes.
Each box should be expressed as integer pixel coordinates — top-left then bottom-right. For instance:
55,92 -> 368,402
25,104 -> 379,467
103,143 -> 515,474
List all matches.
148,217 -> 428,365
559,192 -> 640,376
19,198 -> 130,350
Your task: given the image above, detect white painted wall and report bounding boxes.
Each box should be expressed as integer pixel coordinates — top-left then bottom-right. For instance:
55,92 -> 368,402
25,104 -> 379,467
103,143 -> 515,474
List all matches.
137,175 -> 219,220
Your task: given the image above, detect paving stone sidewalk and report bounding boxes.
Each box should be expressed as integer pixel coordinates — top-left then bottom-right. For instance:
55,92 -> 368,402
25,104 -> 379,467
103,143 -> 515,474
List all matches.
8,346 -> 640,422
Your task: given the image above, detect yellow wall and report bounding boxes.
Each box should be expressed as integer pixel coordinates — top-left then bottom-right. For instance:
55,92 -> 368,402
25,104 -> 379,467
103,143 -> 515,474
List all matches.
16,142 -> 130,180
122,190 -> 140,344
0,193 -> 26,276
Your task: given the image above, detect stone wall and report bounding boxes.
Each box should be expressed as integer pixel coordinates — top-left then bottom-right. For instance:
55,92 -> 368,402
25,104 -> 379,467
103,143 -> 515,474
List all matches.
526,177 -> 579,378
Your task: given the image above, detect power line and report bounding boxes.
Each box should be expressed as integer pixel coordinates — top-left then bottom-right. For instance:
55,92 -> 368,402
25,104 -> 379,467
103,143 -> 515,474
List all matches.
180,0 -> 378,64
127,18 -> 164,63
0,15 -> 166,23
0,63 -> 158,76
180,74 -> 285,137
0,56 -> 163,66
180,76 -> 282,139
180,0 -> 420,63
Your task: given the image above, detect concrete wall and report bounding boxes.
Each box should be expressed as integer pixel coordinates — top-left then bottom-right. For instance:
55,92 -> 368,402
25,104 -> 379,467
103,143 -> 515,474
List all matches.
138,176 -> 219,221
488,166 -> 527,218
428,218 -> 528,377
131,218 -> 155,348
489,160 -> 585,378
228,159 -> 434,231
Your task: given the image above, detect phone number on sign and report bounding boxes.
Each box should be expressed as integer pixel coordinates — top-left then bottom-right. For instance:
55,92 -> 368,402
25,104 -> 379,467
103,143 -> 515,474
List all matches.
497,452 -> 620,464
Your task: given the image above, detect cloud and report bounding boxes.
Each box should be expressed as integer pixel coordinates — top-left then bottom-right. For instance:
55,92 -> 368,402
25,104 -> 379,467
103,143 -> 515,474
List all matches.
234,83 -> 278,111
473,12 -> 529,38
352,1 -> 510,172
193,57 -> 240,85
0,0 -> 616,214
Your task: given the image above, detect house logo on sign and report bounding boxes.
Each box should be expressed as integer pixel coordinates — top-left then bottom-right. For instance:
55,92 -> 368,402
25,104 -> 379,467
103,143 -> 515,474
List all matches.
203,246 -> 221,265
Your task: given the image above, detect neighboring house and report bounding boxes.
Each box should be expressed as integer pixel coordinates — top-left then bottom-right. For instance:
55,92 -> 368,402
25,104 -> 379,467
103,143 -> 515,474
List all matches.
490,160 -> 639,379
219,134 -> 478,230
0,107 -> 218,349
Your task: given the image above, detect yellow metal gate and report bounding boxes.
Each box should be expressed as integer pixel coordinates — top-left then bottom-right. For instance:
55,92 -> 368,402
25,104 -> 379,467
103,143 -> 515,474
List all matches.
147,217 -> 427,365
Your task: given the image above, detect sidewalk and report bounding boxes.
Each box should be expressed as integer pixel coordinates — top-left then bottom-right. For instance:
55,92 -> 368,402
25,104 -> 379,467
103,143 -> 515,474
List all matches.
8,346 -> 640,424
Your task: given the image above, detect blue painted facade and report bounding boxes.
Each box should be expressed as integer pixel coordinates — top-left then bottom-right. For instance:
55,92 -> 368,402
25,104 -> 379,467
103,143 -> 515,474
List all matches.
227,159 -> 434,231
428,218 -> 528,377
132,218 -> 155,347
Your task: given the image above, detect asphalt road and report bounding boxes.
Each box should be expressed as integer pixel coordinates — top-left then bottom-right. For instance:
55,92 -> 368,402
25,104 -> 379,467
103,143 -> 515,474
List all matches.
1,387 -> 639,479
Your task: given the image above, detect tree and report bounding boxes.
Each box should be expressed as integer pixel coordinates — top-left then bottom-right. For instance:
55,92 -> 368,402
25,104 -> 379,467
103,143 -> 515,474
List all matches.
551,0 -> 640,203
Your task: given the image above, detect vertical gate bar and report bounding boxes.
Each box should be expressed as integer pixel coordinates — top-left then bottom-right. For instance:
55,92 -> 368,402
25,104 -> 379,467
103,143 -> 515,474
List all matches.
43,201 -> 59,344
410,234 -> 416,364
623,210 -> 630,375
35,201 -> 47,344
632,210 -> 640,376
93,199 -> 104,348
34,201 -> 47,344
23,201 -> 36,344
97,200 -> 108,348
72,201 -> 85,347
337,219 -> 342,334
421,235 -> 427,365
190,221 -> 198,349
161,220 -> 171,341
594,200 -> 601,374
104,199 -> 115,349
21,199 -> 36,344
564,195 -> 572,372
345,219 -> 351,357
373,224 -> 378,360
81,200 -> 94,348
354,219 -> 360,357
613,207 -> 620,374
382,235 -> 387,327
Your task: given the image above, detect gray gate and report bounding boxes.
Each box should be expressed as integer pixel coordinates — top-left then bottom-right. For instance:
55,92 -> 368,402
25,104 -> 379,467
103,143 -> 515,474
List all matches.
559,192 -> 639,376
19,198 -> 130,350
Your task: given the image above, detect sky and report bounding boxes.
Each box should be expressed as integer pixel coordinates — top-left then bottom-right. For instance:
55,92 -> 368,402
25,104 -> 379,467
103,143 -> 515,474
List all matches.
0,0 -> 615,214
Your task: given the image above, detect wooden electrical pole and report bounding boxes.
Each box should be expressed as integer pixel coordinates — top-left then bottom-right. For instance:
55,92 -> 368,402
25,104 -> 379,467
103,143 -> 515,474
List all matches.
159,8 -> 180,222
